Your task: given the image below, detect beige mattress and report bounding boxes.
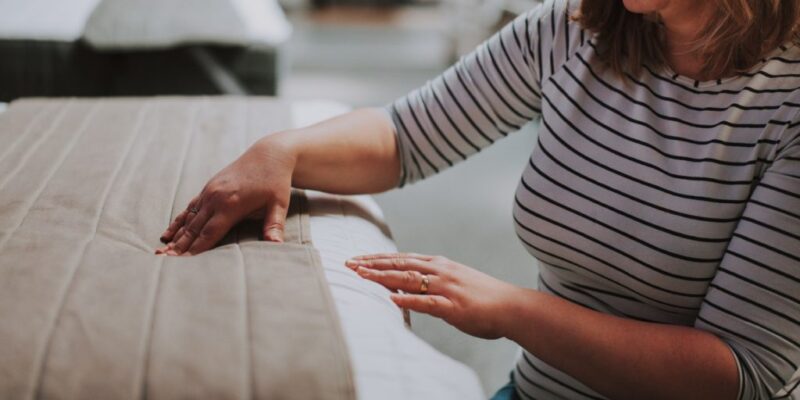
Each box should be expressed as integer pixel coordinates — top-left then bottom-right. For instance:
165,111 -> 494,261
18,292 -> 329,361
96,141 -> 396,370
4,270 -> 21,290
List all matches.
0,98 -> 354,399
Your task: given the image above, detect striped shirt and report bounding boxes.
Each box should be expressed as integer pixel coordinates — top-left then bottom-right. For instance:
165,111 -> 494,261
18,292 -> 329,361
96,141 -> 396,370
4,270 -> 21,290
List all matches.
386,1 -> 800,399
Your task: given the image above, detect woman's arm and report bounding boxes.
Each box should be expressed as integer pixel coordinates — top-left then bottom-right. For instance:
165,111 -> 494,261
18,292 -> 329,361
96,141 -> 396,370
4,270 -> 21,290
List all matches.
274,107 -> 401,194
157,108 -> 400,255
158,3 -> 547,255
503,287 -> 738,400
346,254 -> 739,400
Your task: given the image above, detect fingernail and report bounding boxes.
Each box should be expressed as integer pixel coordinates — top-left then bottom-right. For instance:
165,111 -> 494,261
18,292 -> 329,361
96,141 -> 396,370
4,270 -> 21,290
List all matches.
356,267 -> 370,276
265,229 -> 284,243
166,250 -> 178,256
345,259 -> 356,267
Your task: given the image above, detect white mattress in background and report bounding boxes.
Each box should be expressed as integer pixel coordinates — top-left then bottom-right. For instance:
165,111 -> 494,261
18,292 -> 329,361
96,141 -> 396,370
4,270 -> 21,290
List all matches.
0,0 -> 101,41
83,0 -> 291,50
0,0 -> 290,49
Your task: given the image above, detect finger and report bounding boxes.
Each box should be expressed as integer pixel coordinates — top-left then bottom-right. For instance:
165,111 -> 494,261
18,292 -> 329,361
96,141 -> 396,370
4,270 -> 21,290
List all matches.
262,195 -> 289,243
170,208 -> 214,255
155,243 -> 173,254
161,196 -> 201,242
356,267 -> 442,294
184,215 -> 229,255
350,253 -> 433,262
390,293 -> 454,319
161,210 -> 189,243
345,257 -> 438,274
166,205 -> 201,248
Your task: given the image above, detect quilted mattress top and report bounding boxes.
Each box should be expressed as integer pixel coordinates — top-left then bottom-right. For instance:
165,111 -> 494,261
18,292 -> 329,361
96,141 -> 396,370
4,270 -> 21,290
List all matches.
0,97 -> 354,400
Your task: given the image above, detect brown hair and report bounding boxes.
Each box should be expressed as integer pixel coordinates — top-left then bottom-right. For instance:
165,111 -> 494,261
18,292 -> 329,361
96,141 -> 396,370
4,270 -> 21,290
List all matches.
575,0 -> 800,78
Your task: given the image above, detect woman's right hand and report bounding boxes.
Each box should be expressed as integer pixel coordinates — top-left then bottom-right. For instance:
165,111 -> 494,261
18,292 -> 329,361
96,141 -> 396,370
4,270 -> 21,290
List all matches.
156,134 -> 297,256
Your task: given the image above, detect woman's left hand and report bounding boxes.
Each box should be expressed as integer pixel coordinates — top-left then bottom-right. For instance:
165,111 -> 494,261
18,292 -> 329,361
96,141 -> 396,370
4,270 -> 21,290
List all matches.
345,253 -> 524,339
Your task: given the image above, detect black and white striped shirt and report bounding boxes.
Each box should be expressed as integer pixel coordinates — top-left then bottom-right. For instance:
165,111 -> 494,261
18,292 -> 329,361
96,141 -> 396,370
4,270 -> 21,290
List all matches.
387,1 -> 800,399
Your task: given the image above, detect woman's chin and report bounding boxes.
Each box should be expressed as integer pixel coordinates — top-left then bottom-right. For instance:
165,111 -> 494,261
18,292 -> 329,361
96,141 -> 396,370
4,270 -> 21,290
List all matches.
621,0 -> 669,14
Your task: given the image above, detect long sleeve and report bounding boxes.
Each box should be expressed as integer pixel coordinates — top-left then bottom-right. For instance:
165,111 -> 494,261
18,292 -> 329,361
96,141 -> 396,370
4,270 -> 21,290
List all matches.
694,128 -> 800,399
387,3 -> 555,186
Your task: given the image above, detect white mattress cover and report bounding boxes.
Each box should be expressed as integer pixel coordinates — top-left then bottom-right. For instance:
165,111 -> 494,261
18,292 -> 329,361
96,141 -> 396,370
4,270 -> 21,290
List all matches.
0,0 -> 290,48
83,0 -> 291,50
293,102 -> 483,400
0,0 -> 101,41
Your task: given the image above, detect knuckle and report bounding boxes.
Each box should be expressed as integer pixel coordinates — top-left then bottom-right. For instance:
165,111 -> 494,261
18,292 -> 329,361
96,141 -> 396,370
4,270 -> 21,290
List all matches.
442,260 -> 457,271
265,221 -> 285,230
403,271 -> 417,285
199,226 -> 217,239
185,225 -> 200,238
426,296 -> 438,307
204,183 -> 222,196
219,192 -> 241,208
392,257 -> 406,268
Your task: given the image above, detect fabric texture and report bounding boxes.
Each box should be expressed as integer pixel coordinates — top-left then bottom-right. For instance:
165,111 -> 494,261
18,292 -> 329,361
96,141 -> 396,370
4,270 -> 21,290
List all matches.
387,0 -> 800,399
305,190 -> 485,400
0,97 -> 355,400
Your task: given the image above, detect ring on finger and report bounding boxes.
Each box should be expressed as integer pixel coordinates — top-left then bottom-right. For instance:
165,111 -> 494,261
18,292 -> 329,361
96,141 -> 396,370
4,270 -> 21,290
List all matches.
189,206 -> 200,214
420,274 -> 430,294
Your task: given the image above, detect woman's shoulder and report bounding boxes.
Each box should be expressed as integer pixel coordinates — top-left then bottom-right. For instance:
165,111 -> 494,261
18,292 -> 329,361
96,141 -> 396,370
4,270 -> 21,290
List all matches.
519,0 -> 587,59
748,44 -> 800,109
760,43 -> 800,77
521,0 -> 580,29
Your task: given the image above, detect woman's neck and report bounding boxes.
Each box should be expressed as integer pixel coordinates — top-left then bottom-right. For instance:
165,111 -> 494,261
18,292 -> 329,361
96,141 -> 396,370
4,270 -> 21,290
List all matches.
658,2 -> 714,80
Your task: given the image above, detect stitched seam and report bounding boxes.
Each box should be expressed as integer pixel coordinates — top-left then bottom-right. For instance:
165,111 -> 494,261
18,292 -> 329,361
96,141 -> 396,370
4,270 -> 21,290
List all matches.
8,100 -> 96,399
0,100 -> 79,253
0,101 -> 72,193
235,243 -> 254,400
0,101 -> 56,165
139,98 -> 199,399
305,245 -> 357,399
31,101 -> 149,399
138,256 -> 165,400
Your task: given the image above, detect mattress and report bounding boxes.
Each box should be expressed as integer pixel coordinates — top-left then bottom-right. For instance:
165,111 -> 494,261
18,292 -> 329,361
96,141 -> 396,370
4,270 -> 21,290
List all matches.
0,0 -> 287,101
82,0 -> 292,50
0,0 -> 101,42
0,97 -> 483,399
0,0 -> 290,47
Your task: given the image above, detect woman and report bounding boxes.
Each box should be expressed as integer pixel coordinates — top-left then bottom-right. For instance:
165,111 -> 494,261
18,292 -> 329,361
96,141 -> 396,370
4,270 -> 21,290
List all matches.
157,0 -> 800,398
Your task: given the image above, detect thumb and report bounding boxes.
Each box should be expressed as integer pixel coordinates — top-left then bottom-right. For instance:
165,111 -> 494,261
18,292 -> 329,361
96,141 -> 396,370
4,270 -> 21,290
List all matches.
262,196 -> 289,243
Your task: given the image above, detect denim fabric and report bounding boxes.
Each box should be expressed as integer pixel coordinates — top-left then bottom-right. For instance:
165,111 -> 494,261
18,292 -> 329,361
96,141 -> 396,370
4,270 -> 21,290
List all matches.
489,373 -> 519,400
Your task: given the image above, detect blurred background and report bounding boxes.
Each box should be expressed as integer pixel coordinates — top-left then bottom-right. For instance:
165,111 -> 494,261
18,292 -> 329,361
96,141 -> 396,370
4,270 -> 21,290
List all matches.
0,0 -> 540,394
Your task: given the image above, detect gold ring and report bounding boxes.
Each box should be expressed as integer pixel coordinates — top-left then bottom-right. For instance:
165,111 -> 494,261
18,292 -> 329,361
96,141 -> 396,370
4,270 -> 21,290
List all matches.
420,274 -> 430,294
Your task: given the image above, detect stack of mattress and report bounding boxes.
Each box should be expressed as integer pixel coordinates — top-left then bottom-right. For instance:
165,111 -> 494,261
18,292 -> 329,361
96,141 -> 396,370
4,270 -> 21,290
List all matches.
0,97 -> 484,399
0,0 -> 291,101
